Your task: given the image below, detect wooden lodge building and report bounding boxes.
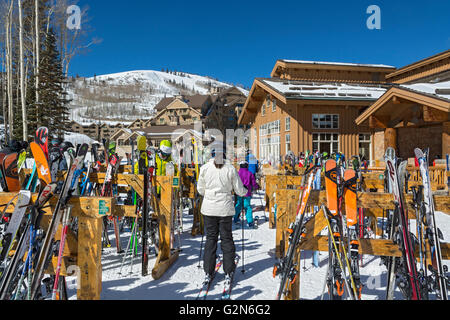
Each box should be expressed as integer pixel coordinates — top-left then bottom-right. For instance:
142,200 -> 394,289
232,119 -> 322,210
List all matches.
238,50 -> 450,162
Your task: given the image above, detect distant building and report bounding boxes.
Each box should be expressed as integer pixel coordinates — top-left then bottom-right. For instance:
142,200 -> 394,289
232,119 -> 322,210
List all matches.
239,50 -> 450,162
204,87 -> 248,132
68,88 -> 249,153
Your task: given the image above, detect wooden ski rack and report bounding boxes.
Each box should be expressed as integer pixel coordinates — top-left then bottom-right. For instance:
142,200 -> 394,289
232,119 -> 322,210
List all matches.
0,192 -> 113,300
87,173 -> 180,281
5,166 -> 182,300
268,170 -> 450,300
264,166 -> 448,230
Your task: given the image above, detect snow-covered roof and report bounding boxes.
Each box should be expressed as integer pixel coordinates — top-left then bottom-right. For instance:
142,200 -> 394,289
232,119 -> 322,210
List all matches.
235,86 -> 250,96
261,79 -> 388,101
280,59 -> 396,69
399,80 -> 450,101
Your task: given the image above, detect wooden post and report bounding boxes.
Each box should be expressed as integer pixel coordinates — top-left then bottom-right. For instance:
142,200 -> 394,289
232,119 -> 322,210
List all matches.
152,175 -> 179,280
77,216 -> 102,300
384,128 -> 397,150
442,121 -> 450,158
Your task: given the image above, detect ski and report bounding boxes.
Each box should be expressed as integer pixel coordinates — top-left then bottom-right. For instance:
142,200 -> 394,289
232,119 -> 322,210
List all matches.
28,143 -> 88,300
35,127 -> 49,160
385,147 -> 421,300
273,164 -> 318,300
384,147 -> 398,300
0,182 -> 57,299
30,142 -> 52,186
324,159 -> 345,300
142,166 -> 156,276
343,168 -> 362,299
221,255 -> 240,300
322,204 -> 355,300
415,148 -> 448,300
196,258 -> 223,300
101,153 -> 122,254
3,153 -> 20,192
0,191 -> 31,264
51,206 -> 73,300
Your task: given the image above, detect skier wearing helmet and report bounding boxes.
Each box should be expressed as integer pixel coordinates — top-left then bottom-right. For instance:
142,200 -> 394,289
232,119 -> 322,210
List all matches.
155,140 -> 177,194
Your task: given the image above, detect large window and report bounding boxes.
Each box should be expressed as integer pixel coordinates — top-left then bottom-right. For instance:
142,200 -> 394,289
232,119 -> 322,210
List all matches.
259,120 -> 281,160
285,117 -> 291,131
260,120 -> 280,137
285,134 -> 291,154
359,133 -> 371,161
312,133 -> 339,154
312,114 -> 339,129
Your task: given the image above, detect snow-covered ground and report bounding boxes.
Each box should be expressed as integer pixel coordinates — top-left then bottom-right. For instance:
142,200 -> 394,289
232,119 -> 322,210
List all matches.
67,191 -> 450,300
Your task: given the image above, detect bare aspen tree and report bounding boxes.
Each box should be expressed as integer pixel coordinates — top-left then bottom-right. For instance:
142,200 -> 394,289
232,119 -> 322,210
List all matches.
18,0 -> 27,140
6,0 -> 14,141
35,0 -> 39,124
53,0 -> 100,77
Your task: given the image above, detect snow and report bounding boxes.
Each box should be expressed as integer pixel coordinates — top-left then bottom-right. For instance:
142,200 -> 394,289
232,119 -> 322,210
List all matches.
92,70 -> 233,96
400,80 -> 450,101
64,132 -> 99,145
66,190 -> 450,300
67,70 -> 246,125
262,79 -> 387,101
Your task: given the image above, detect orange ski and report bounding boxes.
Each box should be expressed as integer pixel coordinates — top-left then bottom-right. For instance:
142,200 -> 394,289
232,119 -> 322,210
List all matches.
324,159 -> 338,216
30,142 -> 52,185
3,153 -> 20,192
343,169 -> 358,227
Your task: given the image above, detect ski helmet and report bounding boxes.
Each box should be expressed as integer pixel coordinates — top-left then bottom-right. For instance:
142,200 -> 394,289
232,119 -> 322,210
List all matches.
60,141 -> 75,153
159,140 -> 172,157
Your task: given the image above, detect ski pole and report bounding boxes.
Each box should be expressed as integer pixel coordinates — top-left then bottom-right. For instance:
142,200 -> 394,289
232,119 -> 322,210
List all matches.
197,212 -> 205,269
241,206 -> 245,274
13,225 -> 33,300
52,205 -> 72,300
118,215 -> 137,276
320,263 -> 330,300
130,215 -> 138,276
322,205 -> 356,300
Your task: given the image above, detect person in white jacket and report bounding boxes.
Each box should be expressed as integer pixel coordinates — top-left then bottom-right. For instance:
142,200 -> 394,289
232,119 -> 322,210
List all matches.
197,142 -> 248,283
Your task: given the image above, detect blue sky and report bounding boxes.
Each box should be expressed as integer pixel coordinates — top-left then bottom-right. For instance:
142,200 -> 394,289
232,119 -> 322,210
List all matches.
70,0 -> 450,87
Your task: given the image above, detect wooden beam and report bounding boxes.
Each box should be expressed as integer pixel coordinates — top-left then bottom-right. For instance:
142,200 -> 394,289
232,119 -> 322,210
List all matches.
0,192 -> 114,218
369,115 -> 389,128
301,236 -> 450,260
113,205 -> 138,217
423,106 -> 448,122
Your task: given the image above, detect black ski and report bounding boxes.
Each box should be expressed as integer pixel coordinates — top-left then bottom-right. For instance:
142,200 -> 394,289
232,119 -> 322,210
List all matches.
28,143 -> 88,300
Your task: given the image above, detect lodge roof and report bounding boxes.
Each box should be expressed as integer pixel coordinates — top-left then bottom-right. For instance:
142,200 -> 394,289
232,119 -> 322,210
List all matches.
259,78 -> 389,101
279,59 -> 396,69
154,94 -> 211,112
355,85 -> 450,126
154,97 -> 176,111
386,49 -> 450,81
136,125 -> 195,136
398,80 -> 450,102
271,59 -> 396,78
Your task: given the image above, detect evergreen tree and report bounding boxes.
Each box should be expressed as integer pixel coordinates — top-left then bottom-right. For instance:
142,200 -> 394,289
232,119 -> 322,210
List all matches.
38,28 -> 70,139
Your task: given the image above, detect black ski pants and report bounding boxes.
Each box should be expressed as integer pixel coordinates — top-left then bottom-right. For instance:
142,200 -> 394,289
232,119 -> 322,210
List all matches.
203,215 -> 236,276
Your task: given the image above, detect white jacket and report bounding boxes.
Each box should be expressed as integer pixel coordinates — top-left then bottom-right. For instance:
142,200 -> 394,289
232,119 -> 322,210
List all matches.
197,159 -> 248,217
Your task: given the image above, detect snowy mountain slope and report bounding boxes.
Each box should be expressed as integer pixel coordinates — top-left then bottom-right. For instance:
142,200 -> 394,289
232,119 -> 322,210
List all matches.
67,70 -> 247,125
